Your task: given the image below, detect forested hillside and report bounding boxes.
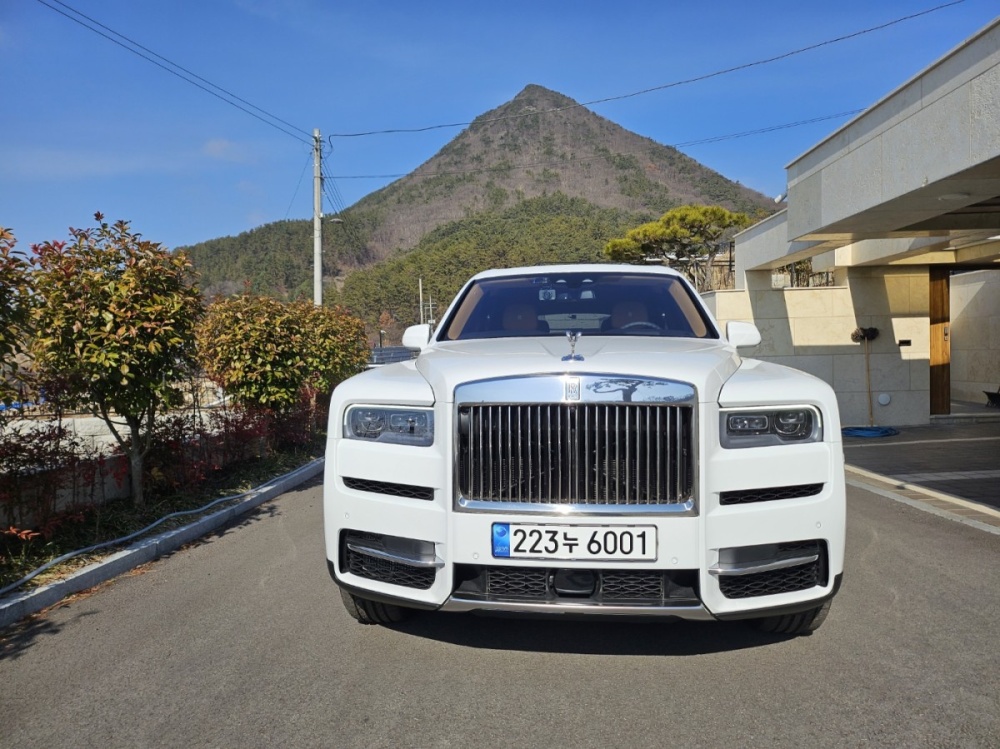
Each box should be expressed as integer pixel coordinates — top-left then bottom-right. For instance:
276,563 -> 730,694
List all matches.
330,194 -> 641,333
179,221 -> 315,299
182,84 -> 776,300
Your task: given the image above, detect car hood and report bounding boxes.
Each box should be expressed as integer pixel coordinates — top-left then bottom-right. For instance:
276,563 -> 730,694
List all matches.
415,336 -> 741,404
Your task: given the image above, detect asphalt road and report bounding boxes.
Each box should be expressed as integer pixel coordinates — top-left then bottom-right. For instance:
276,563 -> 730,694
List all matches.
2,476 -> 998,749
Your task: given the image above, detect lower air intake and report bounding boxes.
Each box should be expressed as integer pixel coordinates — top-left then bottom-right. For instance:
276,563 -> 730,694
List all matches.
343,533 -> 436,590
453,565 -> 700,606
718,541 -> 827,599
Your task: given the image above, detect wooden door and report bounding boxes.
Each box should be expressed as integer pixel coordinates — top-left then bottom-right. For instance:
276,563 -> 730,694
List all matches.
929,267 -> 951,415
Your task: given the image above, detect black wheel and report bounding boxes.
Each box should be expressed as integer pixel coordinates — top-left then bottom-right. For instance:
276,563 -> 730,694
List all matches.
339,587 -> 412,625
753,599 -> 832,636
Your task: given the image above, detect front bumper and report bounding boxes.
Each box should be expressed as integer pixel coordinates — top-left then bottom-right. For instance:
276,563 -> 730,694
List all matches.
328,556 -> 843,622
325,480 -> 844,622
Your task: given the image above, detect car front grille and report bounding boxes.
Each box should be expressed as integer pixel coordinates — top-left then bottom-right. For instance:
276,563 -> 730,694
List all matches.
600,571 -> 669,600
457,403 -> 693,508
485,567 -> 549,597
453,564 -> 701,606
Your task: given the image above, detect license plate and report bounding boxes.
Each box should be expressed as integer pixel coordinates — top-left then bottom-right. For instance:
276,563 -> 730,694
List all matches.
491,523 -> 657,561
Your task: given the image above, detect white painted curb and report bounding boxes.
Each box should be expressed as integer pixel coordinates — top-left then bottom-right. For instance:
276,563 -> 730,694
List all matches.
0,458 -> 324,629
845,464 -> 1000,519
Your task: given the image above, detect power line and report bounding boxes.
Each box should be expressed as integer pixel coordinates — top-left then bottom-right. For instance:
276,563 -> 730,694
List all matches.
327,1 -> 963,139
33,0 -> 312,145
322,171 -> 350,216
671,109 -> 866,147
328,108 -> 866,180
320,163 -> 370,257
284,150 -> 313,219
567,2 -> 964,109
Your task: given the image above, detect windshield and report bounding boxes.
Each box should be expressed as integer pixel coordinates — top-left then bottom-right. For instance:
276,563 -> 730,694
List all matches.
439,272 -> 718,341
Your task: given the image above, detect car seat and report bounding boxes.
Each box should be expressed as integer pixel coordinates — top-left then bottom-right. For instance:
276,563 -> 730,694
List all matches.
610,301 -> 648,328
502,303 -> 548,333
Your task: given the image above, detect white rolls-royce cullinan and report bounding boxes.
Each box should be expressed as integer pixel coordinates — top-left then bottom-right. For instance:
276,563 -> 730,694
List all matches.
324,264 -> 845,635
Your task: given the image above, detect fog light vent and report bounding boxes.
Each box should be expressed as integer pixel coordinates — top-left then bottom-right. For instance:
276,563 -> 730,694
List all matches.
713,540 -> 827,599
720,483 -> 823,505
341,531 -> 437,590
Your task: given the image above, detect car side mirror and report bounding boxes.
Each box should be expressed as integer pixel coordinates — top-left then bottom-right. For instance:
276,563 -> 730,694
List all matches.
402,324 -> 432,351
727,321 -> 761,348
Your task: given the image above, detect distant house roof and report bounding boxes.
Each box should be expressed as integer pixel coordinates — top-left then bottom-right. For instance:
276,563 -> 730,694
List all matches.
368,346 -> 418,367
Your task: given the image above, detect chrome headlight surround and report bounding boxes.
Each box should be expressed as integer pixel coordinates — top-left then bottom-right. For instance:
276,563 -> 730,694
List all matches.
344,406 -> 435,447
720,406 -> 822,449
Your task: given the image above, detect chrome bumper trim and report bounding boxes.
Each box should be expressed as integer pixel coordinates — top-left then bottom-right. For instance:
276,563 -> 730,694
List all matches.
455,498 -> 696,516
708,554 -> 818,577
345,542 -> 445,569
440,596 -> 715,620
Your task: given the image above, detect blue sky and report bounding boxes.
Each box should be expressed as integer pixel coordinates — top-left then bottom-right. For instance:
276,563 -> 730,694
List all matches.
2,0 -> 998,251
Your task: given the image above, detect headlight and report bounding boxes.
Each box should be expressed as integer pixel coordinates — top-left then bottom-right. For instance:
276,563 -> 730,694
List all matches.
721,407 -> 821,448
344,406 -> 434,447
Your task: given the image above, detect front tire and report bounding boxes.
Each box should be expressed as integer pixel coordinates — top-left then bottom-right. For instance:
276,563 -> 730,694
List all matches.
339,587 -> 412,625
753,599 -> 832,636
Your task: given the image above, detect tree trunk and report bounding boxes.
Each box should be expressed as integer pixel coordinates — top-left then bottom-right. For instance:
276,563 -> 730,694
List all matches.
127,417 -> 145,508
309,389 -> 317,436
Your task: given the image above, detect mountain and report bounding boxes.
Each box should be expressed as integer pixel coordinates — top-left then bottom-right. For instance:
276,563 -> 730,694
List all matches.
182,84 -> 776,299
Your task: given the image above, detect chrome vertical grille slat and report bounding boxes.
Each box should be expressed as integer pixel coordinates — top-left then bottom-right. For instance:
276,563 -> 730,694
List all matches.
457,402 -> 693,508
624,407 -> 631,504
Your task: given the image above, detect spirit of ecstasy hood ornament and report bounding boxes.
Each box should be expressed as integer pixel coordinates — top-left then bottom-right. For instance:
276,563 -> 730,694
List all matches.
562,331 -> 584,362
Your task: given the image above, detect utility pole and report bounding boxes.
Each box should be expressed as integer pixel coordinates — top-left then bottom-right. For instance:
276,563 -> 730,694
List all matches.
313,128 -> 323,306
418,278 -> 437,325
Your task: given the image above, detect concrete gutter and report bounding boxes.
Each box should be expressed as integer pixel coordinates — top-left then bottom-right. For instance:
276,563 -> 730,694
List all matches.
846,464 -> 1000,536
0,458 -> 324,630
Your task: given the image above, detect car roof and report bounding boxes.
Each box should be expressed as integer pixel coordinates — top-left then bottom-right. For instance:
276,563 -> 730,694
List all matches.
468,264 -> 686,282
